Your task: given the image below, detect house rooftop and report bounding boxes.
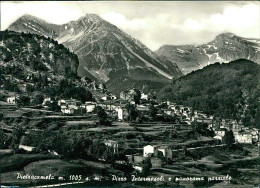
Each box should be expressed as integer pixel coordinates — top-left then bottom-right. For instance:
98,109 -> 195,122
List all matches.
136,106 -> 150,111
162,109 -> 175,111
215,128 -> 227,131
239,131 -> 251,135
103,140 -> 118,144
158,145 -> 170,149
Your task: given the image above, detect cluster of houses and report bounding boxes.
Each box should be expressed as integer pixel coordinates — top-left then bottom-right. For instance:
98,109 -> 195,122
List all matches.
162,102 -> 259,145
212,118 -> 258,144
4,87 -> 260,175
58,99 -> 100,115
6,87 -> 259,145
38,88 -> 151,119
143,145 -> 172,159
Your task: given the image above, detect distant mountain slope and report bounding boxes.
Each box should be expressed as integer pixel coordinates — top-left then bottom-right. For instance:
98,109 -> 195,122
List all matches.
8,14 -> 182,93
106,75 -> 169,95
0,30 -> 80,95
8,14 -> 61,39
158,59 -> 260,127
0,30 -> 79,76
156,33 -> 260,74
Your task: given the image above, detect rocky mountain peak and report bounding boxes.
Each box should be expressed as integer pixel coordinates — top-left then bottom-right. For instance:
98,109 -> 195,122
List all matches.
156,32 -> 260,75
19,14 -> 39,20
216,32 -> 236,38
16,14 -> 51,25
81,13 -> 103,22
213,32 -> 243,43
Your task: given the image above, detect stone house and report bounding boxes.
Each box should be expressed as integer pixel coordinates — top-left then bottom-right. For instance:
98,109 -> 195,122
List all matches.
42,97 -> 53,106
141,93 -> 149,100
235,131 -> 252,144
133,164 -> 143,172
58,99 -> 82,106
157,146 -> 173,159
251,129 -> 259,143
103,140 -> 119,154
143,145 -> 158,157
143,145 -> 172,159
213,135 -> 223,141
7,96 -> 17,104
81,102 -> 96,113
120,89 -> 139,101
61,104 -> 86,115
19,144 -> 36,152
163,109 -> 175,116
110,95 -> 117,100
117,108 -> 124,121
136,105 -> 150,116
214,128 -> 227,137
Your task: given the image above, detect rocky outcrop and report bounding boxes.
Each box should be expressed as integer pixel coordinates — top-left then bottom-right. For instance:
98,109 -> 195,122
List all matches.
0,30 -> 79,76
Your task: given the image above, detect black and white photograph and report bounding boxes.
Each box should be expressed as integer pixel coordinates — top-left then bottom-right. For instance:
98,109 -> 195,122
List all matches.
0,1 -> 259,187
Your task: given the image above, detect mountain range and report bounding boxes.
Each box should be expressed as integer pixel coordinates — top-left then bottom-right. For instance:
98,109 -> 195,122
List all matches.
7,14 -> 260,93
8,14 -> 182,93
156,33 -> 260,74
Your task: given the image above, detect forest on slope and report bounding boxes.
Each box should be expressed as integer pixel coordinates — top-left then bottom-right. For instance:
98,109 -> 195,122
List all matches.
158,59 -> 260,127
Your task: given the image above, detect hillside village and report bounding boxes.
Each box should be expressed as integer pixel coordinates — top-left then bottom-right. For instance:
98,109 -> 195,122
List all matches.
5,77 -> 259,146
3,75 -> 259,158
1,79 -> 259,187
0,29 -> 259,187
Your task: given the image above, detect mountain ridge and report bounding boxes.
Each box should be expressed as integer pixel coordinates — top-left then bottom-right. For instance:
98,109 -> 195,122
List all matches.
156,32 -> 260,74
0,30 -> 80,93
8,14 -> 182,93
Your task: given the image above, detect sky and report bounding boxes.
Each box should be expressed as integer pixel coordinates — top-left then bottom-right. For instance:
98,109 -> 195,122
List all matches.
1,1 -> 259,51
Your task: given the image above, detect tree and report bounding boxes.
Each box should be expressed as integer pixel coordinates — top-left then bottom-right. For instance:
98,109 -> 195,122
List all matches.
222,130 -> 235,144
0,130 -> 11,149
205,127 -> 215,137
125,104 -> 138,122
0,113 -> 3,121
42,74 -> 48,86
103,147 -> 115,163
17,95 -> 31,106
149,104 -> 157,120
26,84 -> 35,93
11,126 -> 24,150
49,101 -> 61,112
133,89 -> 141,104
141,156 -> 152,176
32,93 -> 44,105
60,80 -> 93,103
95,106 -> 111,126
194,122 -> 208,131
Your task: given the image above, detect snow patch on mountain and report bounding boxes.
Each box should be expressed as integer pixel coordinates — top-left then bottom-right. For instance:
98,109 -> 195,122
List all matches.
177,48 -> 186,53
252,46 -> 260,51
245,39 -> 260,44
57,31 -> 84,44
